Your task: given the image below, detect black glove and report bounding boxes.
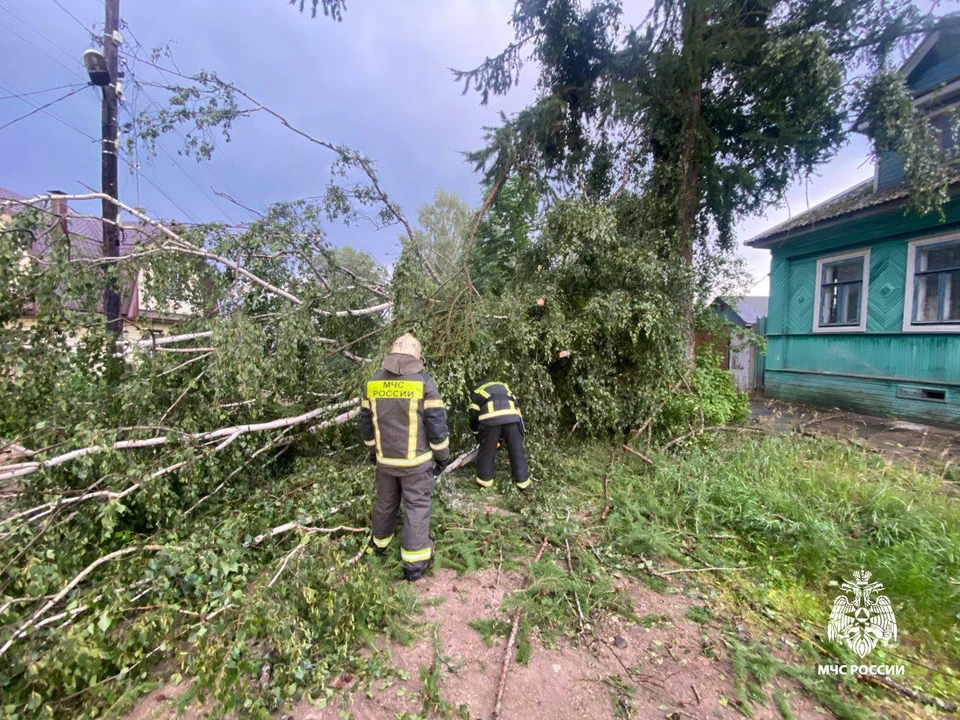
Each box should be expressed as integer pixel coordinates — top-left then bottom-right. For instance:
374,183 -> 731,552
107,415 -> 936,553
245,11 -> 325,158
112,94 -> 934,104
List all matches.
433,457 -> 451,477
368,451 -> 377,466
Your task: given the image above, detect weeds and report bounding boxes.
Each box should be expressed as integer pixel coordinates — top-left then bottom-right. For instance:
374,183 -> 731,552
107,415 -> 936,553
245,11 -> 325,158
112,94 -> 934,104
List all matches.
603,674 -> 636,718
4,432 -> 957,717
467,618 -> 511,648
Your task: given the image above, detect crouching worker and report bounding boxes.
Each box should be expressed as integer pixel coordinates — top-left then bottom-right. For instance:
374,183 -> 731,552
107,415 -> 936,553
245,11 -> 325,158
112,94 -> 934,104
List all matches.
468,380 -> 531,492
359,333 -> 450,581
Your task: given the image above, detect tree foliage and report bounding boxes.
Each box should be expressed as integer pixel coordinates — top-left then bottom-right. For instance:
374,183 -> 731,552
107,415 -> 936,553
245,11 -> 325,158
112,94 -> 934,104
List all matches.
458,0 -> 953,233
0,17 -> 757,717
288,0 -> 346,21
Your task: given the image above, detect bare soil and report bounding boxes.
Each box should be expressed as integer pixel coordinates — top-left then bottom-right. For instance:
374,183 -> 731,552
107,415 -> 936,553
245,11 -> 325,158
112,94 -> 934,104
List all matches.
751,398 -> 960,478
128,568 -> 829,720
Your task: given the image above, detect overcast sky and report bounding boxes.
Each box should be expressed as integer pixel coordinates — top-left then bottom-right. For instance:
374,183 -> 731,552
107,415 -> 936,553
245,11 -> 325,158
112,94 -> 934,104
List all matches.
0,1 -> 897,295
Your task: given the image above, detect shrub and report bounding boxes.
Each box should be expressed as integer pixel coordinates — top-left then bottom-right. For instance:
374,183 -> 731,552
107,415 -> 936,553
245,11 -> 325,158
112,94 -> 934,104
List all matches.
655,349 -> 749,441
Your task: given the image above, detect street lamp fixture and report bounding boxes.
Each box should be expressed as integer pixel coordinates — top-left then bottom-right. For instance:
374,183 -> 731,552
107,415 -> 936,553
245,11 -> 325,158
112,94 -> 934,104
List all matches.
83,49 -> 110,87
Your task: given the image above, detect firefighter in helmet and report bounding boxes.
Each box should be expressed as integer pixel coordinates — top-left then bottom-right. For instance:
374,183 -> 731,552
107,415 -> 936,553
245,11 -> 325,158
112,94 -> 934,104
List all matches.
468,380 -> 530,491
358,333 -> 450,581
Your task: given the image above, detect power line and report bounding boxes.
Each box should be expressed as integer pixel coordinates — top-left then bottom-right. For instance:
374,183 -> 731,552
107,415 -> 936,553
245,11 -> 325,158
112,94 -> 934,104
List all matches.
0,82 -> 87,100
0,6 -> 85,80
120,31 -> 268,214
0,85 -> 86,131
0,79 -> 197,223
0,79 -> 98,142
119,84 -> 236,223
116,144 -> 201,223
49,0 -> 93,35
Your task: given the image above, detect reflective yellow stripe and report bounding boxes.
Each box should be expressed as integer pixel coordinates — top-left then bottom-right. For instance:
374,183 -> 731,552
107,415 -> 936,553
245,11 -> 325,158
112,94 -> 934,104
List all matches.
424,398 -> 445,409
361,399 -> 371,409
478,408 -> 522,421
376,451 -> 433,468
367,380 -> 423,399
486,401 -> 494,415
515,478 -> 531,489
401,546 -> 432,563
474,381 -> 504,398
468,403 -> 480,411
363,438 -> 376,447
373,534 -> 394,548
407,398 -> 418,459
371,398 -> 382,455
476,477 -> 493,487
430,437 -> 449,451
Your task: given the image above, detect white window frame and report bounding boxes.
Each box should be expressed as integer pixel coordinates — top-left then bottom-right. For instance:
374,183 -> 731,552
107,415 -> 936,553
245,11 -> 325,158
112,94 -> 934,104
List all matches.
903,232 -> 960,333
813,248 -> 870,333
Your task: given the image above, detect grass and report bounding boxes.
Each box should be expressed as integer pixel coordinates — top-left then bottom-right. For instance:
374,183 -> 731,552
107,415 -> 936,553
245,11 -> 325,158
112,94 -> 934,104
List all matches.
598,435 -> 960,657
6,431 -> 958,718
438,431 -> 960,715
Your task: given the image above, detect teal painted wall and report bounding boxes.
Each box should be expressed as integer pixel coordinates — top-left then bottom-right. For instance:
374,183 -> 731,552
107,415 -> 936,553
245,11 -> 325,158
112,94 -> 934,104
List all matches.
763,200 -> 960,425
765,372 -> 960,426
877,151 -> 905,191
909,52 -> 960,95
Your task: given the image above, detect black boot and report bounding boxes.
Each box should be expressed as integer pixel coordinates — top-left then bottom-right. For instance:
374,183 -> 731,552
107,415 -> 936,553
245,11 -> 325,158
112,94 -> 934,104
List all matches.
367,536 -> 387,557
403,538 -> 434,581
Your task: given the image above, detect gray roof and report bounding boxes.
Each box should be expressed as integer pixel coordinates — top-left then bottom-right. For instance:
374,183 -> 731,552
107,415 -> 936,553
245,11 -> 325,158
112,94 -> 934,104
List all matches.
746,179 -> 881,248
735,296 -> 768,324
746,173 -> 960,248
712,296 -> 769,326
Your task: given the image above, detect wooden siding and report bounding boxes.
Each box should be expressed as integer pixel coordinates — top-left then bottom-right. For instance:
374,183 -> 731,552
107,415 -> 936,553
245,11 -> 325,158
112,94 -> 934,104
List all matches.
763,199 -> 960,425
909,52 -> 960,95
767,335 -> 960,382
771,198 -> 960,260
876,151 -> 905,191
766,370 -> 960,426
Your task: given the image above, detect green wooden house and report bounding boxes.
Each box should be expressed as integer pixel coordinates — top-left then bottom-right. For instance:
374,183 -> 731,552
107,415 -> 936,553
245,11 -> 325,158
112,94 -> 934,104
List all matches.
746,31 -> 960,426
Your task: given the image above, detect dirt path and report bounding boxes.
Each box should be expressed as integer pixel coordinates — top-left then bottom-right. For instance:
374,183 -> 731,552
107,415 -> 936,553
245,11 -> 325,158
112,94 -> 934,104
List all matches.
129,568 -> 829,720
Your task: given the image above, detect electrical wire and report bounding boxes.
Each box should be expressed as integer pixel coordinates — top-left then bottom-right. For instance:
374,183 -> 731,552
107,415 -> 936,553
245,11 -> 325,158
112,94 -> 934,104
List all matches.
0,82 -> 87,101
0,79 -> 199,223
49,0 -> 93,35
120,25 -> 268,212
119,82 -> 235,223
0,8 -> 85,80
0,79 -> 98,142
0,85 -> 86,131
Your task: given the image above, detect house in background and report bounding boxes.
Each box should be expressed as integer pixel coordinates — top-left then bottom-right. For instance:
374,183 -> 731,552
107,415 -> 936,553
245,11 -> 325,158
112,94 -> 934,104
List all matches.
706,296 -> 768,392
746,31 -> 960,426
1,186 -> 197,342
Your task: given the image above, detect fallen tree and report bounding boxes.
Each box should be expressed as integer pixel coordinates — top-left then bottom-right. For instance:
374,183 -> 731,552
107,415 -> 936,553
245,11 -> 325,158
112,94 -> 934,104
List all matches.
0,49 -> 756,720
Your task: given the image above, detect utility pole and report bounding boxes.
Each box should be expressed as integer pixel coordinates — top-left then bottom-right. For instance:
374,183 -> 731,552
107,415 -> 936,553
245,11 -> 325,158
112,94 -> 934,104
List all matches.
101,0 -> 122,344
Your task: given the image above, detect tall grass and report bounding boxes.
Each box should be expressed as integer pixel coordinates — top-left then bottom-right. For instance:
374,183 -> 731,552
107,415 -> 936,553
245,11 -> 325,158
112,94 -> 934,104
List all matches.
598,435 -> 960,663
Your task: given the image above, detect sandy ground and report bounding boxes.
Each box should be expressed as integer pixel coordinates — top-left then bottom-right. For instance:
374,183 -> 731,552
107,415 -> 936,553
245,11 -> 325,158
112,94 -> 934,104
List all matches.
128,568 -> 829,720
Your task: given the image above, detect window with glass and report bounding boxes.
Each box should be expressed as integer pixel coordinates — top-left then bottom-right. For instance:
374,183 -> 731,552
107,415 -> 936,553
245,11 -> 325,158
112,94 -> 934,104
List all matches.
912,239 -> 960,325
818,255 -> 865,327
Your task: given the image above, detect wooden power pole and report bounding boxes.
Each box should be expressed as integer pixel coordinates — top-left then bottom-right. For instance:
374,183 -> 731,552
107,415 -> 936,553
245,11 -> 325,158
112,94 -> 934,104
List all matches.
101,0 -> 122,342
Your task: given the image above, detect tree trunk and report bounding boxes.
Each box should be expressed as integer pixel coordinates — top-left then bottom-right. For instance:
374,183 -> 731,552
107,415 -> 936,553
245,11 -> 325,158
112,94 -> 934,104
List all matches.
676,0 -> 703,363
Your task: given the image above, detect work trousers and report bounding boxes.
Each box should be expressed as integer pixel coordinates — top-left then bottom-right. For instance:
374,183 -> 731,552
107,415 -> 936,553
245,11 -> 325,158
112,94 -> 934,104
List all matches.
476,421 -> 529,487
371,464 -> 435,572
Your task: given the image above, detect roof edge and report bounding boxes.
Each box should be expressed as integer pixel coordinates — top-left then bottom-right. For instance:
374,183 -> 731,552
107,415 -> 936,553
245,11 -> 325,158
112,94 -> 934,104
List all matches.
745,199 -> 899,249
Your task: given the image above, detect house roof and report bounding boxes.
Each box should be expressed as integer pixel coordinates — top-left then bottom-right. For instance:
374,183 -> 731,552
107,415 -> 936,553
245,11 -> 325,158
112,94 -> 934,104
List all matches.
712,296 -> 769,326
746,179 -> 880,248
1,186 -> 179,321
1,186 -> 155,259
735,296 -> 769,324
749,26 -> 960,250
